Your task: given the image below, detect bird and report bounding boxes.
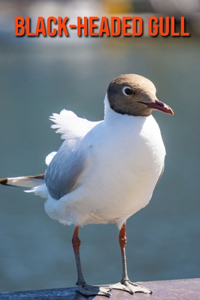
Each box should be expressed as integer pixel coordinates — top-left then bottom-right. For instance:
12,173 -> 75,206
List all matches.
0,74 -> 173,297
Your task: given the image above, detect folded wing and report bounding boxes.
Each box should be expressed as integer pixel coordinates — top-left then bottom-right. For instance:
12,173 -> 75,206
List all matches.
45,142 -> 92,200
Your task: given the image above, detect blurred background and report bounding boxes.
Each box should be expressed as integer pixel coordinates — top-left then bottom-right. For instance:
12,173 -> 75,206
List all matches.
0,0 -> 200,293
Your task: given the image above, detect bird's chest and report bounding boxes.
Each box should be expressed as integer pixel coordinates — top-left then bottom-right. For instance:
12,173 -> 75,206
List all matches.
96,118 -> 165,178
87,117 -> 166,210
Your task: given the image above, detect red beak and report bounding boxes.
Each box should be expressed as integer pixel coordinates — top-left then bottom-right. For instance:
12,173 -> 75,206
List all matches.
145,99 -> 174,115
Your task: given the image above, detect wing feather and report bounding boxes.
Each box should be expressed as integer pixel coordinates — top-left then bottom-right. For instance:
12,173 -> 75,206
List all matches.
50,109 -> 99,140
0,174 -> 45,188
45,140 -> 92,200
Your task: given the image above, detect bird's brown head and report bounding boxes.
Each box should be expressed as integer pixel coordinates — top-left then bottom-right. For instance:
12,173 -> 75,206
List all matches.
107,74 -> 174,117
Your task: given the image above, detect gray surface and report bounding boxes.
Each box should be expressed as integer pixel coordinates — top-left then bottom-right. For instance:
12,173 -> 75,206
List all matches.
0,35 -> 200,293
1,279 -> 200,300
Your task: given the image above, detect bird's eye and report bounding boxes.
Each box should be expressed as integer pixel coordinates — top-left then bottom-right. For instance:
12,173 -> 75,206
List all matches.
122,86 -> 133,96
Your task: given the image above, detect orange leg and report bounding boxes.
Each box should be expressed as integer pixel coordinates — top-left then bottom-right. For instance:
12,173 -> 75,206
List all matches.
72,226 -> 85,285
110,223 -> 152,294
119,223 -> 129,281
72,226 -> 111,297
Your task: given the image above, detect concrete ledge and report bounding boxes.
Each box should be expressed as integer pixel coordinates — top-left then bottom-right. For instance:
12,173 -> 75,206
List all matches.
0,278 -> 200,300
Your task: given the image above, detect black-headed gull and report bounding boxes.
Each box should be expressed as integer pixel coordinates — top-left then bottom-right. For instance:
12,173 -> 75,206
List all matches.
0,74 -> 173,297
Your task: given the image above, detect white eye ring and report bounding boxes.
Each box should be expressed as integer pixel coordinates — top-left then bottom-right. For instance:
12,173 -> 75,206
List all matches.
122,86 -> 133,96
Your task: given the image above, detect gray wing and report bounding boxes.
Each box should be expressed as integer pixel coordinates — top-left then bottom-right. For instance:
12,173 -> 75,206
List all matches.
45,141 -> 92,200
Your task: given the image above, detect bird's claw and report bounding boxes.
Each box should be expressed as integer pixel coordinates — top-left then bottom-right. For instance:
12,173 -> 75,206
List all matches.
78,283 -> 112,297
110,279 -> 152,295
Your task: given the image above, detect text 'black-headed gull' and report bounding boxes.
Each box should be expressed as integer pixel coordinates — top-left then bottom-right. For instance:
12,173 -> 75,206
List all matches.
0,74 -> 173,297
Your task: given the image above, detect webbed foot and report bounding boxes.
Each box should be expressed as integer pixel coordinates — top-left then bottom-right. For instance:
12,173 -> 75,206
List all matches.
78,283 -> 112,297
110,279 -> 152,295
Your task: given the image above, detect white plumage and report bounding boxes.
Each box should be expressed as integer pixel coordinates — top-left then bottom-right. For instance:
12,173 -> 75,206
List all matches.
50,109 -> 99,141
30,95 -> 166,229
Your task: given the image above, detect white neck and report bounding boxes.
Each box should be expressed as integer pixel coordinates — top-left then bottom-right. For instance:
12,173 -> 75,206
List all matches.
104,94 -> 124,122
104,93 -> 149,125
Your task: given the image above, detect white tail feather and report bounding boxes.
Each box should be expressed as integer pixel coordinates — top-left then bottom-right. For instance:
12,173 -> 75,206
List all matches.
25,184 -> 48,198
